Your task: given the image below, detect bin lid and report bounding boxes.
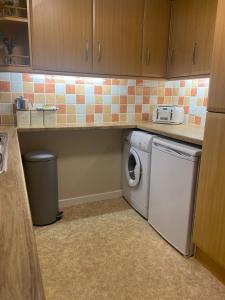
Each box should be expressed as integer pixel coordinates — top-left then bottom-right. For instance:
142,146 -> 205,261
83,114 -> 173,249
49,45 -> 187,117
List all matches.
24,151 -> 57,162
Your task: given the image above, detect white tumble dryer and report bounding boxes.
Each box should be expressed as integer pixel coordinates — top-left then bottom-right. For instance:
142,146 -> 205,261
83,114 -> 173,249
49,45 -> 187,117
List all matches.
122,131 -> 155,219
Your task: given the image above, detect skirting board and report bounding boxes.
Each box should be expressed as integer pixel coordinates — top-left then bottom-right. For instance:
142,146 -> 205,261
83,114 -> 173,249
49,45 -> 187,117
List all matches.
59,190 -> 123,208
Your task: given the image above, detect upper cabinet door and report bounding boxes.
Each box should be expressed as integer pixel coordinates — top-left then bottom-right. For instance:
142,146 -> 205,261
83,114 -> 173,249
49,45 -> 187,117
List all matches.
93,0 -> 144,76
30,0 -> 93,73
190,0 -> 217,76
142,0 -> 171,77
168,0 -> 217,78
167,0 -> 195,78
208,0 -> 225,113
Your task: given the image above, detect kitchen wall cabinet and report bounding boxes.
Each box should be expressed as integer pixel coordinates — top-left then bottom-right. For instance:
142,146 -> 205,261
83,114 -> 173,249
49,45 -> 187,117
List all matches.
93,0 -> 144,76
30,0 -> 93,73
142,0 -> 171,77
208,0 -> 225,113
193,112 -> 225,269
168,0 -> 217,78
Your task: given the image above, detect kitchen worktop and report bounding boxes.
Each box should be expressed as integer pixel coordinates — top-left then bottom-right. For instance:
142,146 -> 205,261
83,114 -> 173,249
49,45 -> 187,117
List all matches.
0,127 -> 45,300
0,121 -> 204,299
17,121 -> 204,145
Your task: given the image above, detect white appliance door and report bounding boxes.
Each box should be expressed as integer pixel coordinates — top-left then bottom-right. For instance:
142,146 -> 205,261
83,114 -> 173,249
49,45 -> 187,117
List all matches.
125,147 -> 141,187
148,142 -> 199,256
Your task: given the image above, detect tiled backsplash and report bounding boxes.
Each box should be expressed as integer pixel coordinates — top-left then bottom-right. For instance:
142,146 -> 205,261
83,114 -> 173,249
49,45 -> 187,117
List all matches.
0,72 -> 209,126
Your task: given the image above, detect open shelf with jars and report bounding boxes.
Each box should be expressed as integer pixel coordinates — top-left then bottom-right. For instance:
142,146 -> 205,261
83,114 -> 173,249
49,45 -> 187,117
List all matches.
0,0 -> 30,70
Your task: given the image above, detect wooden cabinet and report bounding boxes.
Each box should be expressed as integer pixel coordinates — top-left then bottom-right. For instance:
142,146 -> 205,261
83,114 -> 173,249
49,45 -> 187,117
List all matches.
142,0 -> 171,77
93,0 -> 144,76
30,0 -> 93,73
208,0 -> 225,113
168,0 -> 217,78
190,0 -> 217,76
193,112 -> 225,269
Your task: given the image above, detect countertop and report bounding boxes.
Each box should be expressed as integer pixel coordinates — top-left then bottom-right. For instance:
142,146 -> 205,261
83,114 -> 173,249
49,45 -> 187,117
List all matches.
0,121 -> 204,299
0,127 -> 45,300
17,121 -> 204,145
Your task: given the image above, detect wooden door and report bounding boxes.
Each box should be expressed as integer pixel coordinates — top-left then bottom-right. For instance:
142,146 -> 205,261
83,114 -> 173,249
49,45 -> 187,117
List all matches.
208,0 -> 225,113
30,0 -> 93,73
190,0 -> 217,76
193,112 -> 225,268
142,0 -> 171,77
93,0 -> 144,76
167,0 -> 196,78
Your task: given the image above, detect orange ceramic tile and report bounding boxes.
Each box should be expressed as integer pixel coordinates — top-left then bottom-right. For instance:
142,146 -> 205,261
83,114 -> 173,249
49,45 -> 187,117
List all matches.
120,96 -> 127,104
0,81 -> 10,92
112,79 -> 120,85
178,96 -> 184,105
157,96 -> 164,104
34,83 -> 44,93
94,86 -> 102,95
143,87 -> 150,96
103,79 -> 111,85
120,105 -> 127,113
143,96 -> 150,104
76,95 -> 85,104
142,113 -> 150,121
45,84 -> 55,93
195,116 -> 201,125
180,80 -> 185,87
165,88 -> 172,96
184,106 -> 189,114
112,114 -> 119,122
75,79 -> 84,84
128,86 -> 135,95
24,93 -> 34,102
136,79 -> 143,86
95,105 -> 103,113
135,105 -> 142,113
203,97 -> 208,106
66,84 -> 75,94
56,104 -> 66,114
22,73 -> 33,82
86,114 -> 94,123
191,88 -> 197,96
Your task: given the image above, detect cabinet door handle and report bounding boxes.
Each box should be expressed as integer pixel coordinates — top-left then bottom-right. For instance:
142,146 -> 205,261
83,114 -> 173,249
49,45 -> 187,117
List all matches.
98,42 -> 102,62
192,42 -> 197,65
85,40 -> 89,61
146,48 -> 150,65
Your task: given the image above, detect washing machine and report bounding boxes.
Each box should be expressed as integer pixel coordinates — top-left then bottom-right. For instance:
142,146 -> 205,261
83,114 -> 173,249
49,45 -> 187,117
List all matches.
122,131 -> 155,219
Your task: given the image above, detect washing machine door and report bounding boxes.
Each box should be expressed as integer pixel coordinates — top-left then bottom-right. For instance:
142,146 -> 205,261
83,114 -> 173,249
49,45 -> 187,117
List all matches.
126,148 -> 141,187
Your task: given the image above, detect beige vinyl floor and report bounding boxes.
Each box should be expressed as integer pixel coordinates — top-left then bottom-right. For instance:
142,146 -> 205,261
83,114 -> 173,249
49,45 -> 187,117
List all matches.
34,198 -> 225,300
